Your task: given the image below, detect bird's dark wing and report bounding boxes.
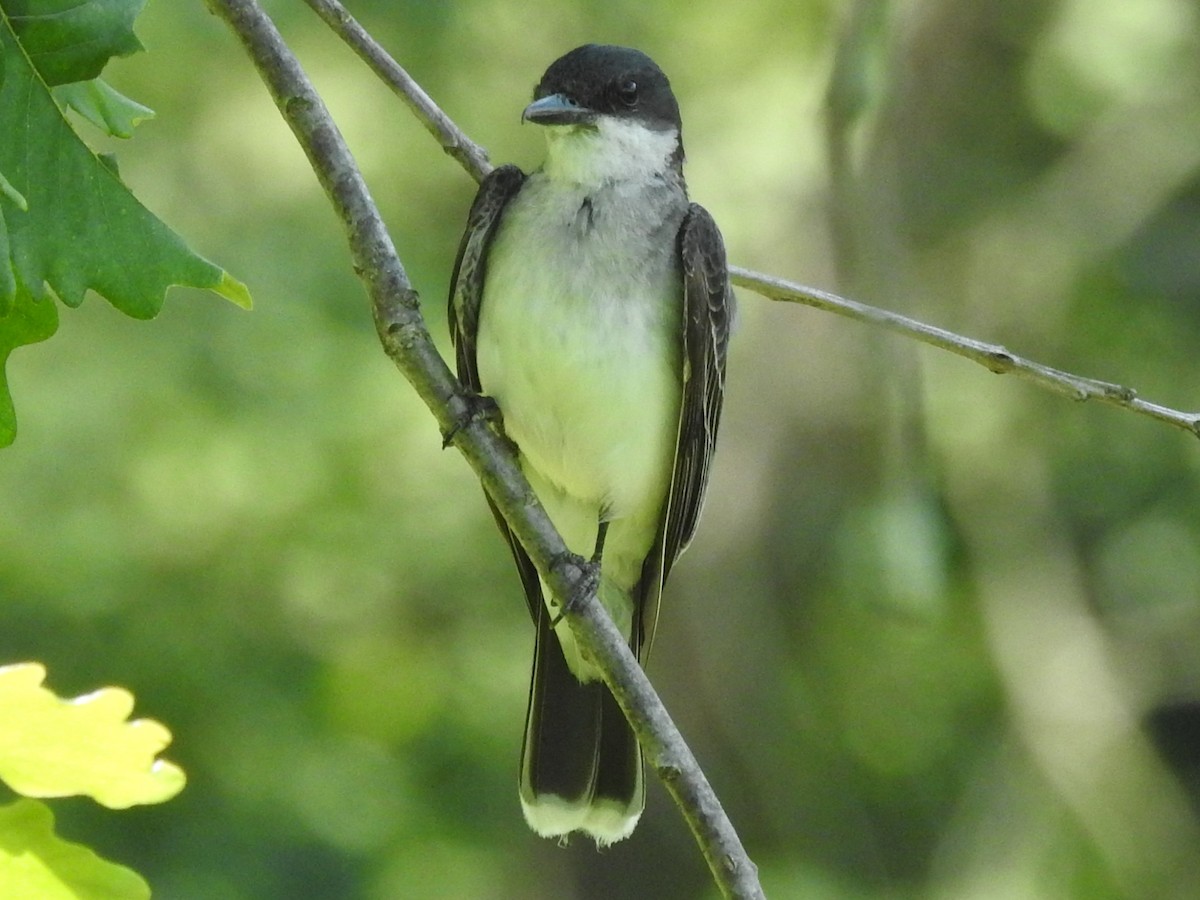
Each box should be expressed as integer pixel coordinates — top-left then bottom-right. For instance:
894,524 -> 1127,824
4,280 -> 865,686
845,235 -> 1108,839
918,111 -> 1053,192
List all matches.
449,164 -> 526,393
638,203 -> 734,653
448,165 -> 545,622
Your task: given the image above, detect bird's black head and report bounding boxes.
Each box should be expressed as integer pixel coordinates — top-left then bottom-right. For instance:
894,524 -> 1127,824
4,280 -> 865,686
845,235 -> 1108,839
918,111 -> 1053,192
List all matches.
523,44 -> 681,134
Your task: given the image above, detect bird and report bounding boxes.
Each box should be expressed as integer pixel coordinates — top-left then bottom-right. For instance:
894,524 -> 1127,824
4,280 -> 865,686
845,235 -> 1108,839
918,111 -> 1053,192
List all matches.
448,43 -> 734,846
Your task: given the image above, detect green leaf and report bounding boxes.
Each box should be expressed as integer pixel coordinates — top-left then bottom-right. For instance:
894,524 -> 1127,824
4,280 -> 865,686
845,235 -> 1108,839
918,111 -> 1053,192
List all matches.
4,0 -> 146,86
53,79 -> 153,139
0,281 -> 56,439
0,13 -> 242,312
0,663 -> 186,809
0,7 -> 251,447
215,269 -> 253,311
0,799 -> 150,900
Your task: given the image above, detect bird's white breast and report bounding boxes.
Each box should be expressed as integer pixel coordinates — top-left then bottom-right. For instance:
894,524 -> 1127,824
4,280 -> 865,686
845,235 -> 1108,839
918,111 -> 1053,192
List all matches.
475,172 -> 686,524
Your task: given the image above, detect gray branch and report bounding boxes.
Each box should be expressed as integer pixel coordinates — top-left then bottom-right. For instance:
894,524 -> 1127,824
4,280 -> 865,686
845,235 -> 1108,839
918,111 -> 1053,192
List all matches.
206,0 -> 763,897
301,0 -> 491,182
732,267 -> 1200,439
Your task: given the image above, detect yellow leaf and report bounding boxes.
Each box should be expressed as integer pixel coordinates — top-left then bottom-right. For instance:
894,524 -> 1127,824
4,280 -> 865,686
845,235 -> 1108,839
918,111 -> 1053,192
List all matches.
0,799 -> 150,900
0,663 -> 185,808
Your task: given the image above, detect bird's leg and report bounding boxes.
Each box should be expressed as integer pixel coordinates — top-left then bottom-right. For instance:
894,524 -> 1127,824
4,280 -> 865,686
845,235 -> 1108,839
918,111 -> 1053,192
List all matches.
550,519 -> 608,628
590,520 -> 609,566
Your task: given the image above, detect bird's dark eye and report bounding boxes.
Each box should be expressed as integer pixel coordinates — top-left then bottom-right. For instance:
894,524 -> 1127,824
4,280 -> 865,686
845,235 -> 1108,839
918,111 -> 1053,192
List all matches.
617,79 -> 639,108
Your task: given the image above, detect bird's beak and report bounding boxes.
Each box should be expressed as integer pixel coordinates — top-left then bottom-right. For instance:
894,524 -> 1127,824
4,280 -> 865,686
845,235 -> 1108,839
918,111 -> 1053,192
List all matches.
521,93 -> 595,126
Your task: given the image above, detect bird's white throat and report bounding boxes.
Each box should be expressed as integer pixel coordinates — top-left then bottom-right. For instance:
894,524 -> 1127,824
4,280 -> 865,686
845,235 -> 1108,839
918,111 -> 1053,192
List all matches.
541,117 -> 679,188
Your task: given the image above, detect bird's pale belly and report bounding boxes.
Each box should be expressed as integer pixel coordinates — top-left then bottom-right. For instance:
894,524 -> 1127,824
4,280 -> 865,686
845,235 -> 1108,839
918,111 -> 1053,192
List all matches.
477,283 -> 680,522
475,172 -> 686,528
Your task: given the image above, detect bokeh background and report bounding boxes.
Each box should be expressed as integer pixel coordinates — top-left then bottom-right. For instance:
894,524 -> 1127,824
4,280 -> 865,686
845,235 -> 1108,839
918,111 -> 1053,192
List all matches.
4,0 -> 1200,897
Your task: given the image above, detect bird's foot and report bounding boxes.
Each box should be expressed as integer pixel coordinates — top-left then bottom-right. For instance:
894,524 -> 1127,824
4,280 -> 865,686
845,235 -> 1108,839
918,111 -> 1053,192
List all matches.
441,392 -> 504,449
548,550 -> 601,628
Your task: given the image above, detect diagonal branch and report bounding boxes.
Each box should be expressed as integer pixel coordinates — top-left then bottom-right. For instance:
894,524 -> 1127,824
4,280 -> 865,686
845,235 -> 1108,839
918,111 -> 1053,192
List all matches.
301,0 -> 491,182
206,1 -> 763,897
733,267 -> 1200,439
305,0 -> 1200,443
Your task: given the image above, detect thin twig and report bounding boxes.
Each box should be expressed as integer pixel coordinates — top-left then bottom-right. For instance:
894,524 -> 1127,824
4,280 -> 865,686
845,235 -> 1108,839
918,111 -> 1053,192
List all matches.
306,0 -> 1200,444
300,0 -> 491,182
207,1 -> 762,897
731,267 -> 1200,439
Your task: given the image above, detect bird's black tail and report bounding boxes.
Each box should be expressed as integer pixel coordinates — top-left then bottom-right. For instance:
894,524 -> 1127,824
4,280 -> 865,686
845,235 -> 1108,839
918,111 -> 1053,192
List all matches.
519,606 -> 644,846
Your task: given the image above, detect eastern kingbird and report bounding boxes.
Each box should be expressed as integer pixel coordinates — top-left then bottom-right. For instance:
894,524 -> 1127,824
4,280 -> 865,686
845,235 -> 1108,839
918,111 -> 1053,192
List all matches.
449,44 -> 734,846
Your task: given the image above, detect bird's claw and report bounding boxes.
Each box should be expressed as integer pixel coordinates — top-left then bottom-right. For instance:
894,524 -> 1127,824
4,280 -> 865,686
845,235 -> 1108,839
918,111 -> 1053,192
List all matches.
548,551 -> 601,628
442,392 -> 503,449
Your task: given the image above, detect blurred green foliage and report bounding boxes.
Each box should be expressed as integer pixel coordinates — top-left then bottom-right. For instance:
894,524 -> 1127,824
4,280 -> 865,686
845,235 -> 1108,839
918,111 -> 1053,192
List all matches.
3,0 -> 1200,897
